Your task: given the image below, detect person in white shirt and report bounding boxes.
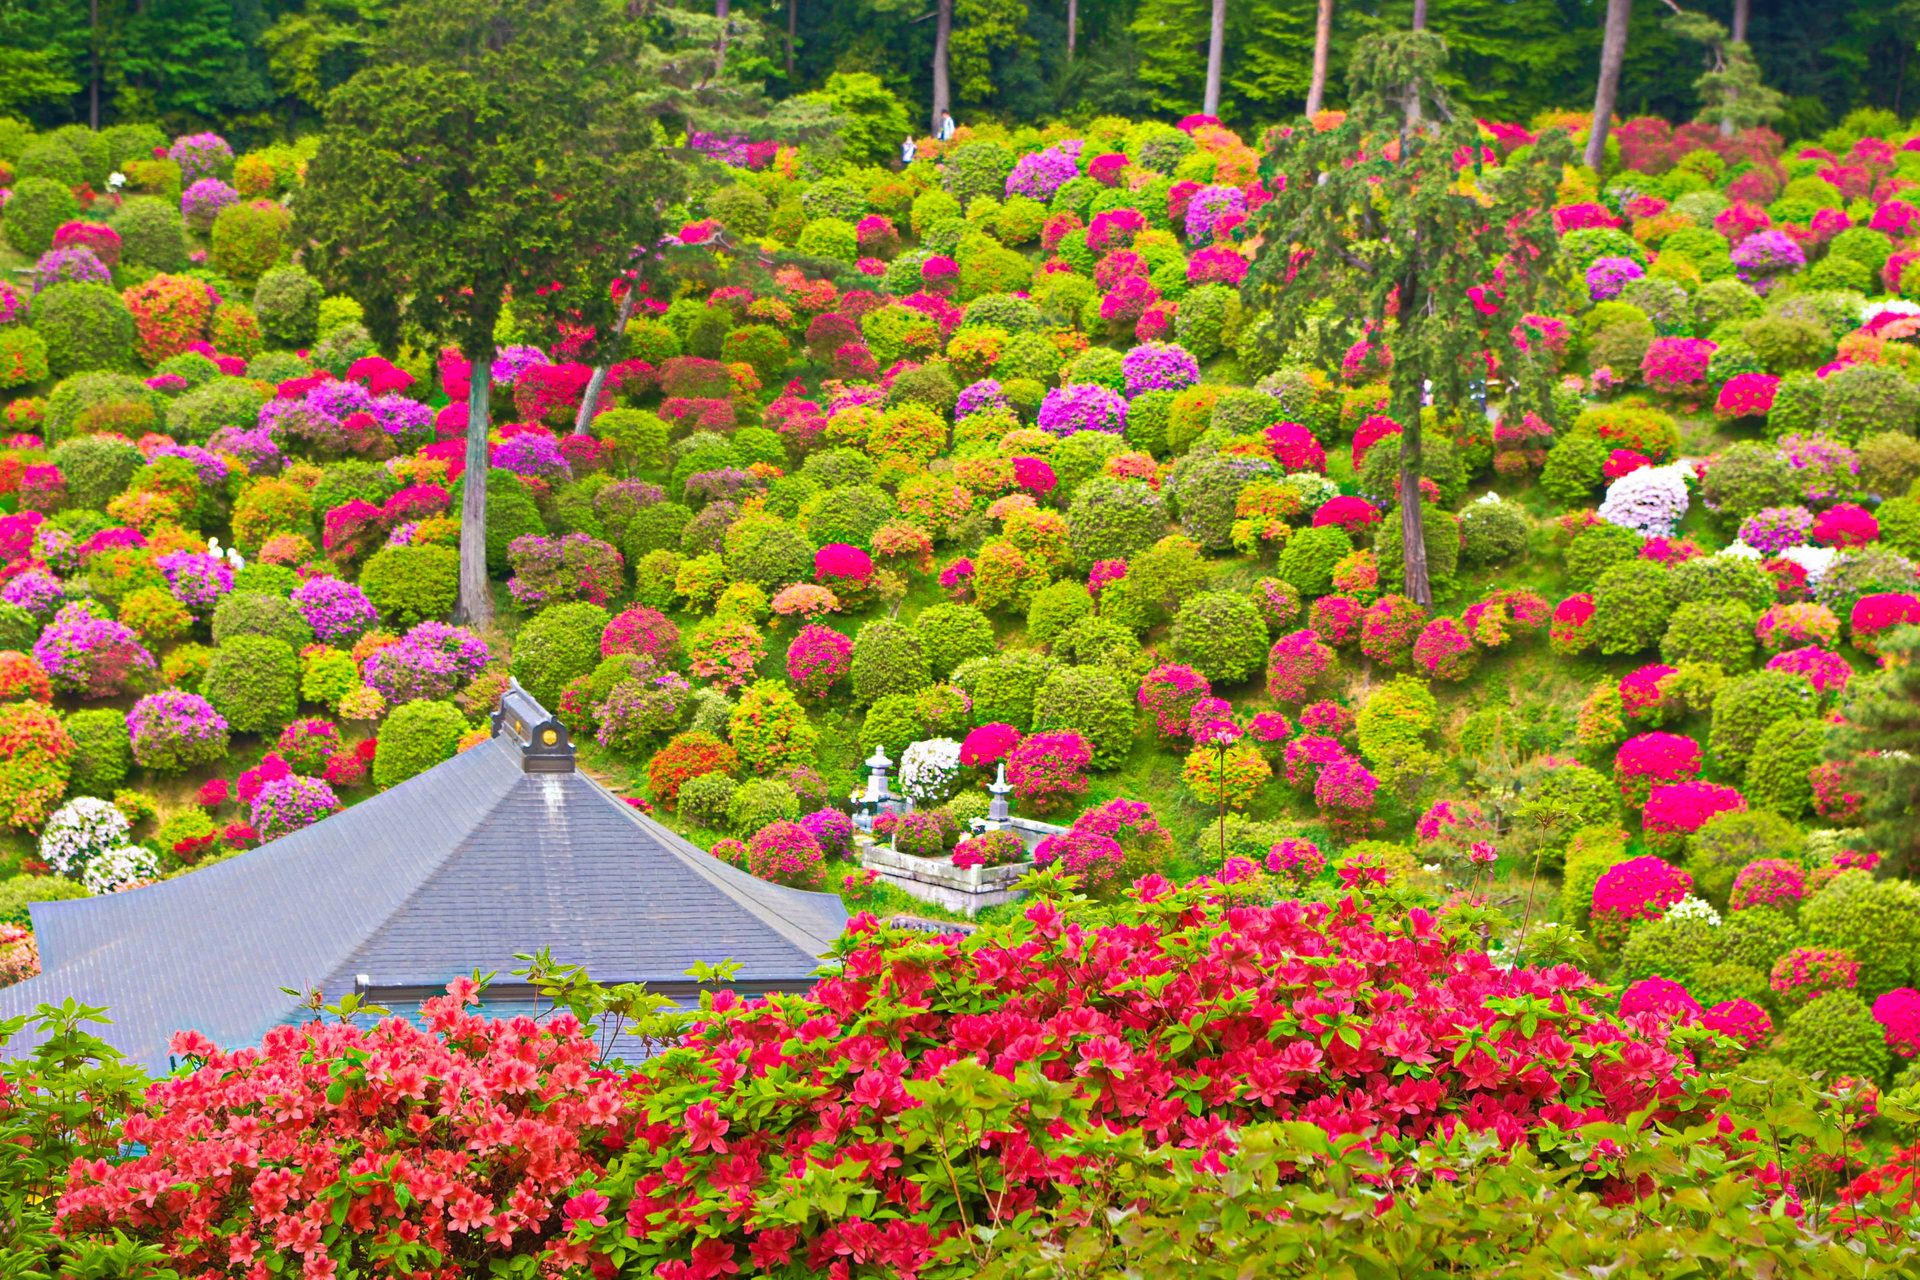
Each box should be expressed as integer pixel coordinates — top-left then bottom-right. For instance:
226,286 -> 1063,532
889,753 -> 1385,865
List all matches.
901,136 -> 917,165
937,111 -> 955,141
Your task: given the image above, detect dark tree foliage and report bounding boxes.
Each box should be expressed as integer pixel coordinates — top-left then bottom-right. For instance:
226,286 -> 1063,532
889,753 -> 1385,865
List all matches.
1243,30 -> 1568,604
298,0 -> 680,627
1827,624 -> 1920,877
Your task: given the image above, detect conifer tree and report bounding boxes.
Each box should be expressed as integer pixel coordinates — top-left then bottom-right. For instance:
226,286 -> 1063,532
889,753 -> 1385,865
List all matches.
1243,30 -> 1570,605
1827,625 -> 1920,876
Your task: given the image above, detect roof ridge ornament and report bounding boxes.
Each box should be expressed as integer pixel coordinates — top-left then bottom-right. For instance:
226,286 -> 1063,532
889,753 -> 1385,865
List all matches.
490,679 -> 575,773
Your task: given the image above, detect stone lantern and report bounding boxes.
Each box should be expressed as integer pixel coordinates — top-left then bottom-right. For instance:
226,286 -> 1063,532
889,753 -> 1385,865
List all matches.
986,763 -> 1012,828
854,746 -> 895,831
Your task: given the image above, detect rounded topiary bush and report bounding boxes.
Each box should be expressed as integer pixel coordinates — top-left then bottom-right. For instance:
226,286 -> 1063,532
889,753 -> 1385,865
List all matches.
1030,664 -> 1134,769
209,199 -> 290,281
32,282 -> 135,377
52,433 -> 144,506
1458,498 -> 1530,565
115,196 -> 189,271
1375,507 -> 1460,593
1172,591 -> 1267,683
359,545 -> 459,626
372,699 -> 467,790
3,177 -> 80,256
1819,361 -> 1920,441
210,590 -> 314,649
1709,669 -> 1816,769
679,772 -> 738,829
171,377 -> 270,444
1785,991 -> 1890,1082
1659,599 -> 1756,671
952,650 -> 1054,729
913,604 -> 997,679
510,602 -> 612,708
1027,580 -> 1095,647
63,708 -> 131,798
851,618 -> 932,705
1276,525 -> 1351,598
252,265 -> 323,349
1591,561 -> 1676,655
1066,478 -> 1169,570
1684,808 -> 1803,907
1670,554 -> 1776,611
1800,870 -> 1920,1000
1746,717 -> 1825,817
202,635 -> 300,733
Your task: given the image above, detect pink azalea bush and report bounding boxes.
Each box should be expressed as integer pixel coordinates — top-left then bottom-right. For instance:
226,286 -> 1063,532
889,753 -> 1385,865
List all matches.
1613,733 -> 1703,807
1643,781 -> 1746,854
1591,856 -> 1694,949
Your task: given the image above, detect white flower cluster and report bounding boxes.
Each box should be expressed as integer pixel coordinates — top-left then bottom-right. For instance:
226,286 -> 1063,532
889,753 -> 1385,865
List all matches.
1862,298 -> 1920,323
1597,462 -> 1691,538
898,737 -> 964,805
1281,472 -> 1339,511
39,798 -> 132,879
83,845 -> 159,895
1665,894 -> 1723,927
1779,543 -> 1839,588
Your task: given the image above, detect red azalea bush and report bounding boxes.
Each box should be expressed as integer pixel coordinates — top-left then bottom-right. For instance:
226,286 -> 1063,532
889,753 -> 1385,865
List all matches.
1313,755 -> 1380,835
603,606 -> 682,665
1550,593 -> 1595,655
815,543 -> 875,590
1312,495 -> 1382,531
1642,780 -> 1746,854
1350,414 -> 1401,469
54,981 -> 626,1277
1267,629 -> 1334,702
746,820 -> 825,888
1590,855 -> 1694,949
1357,594 -> 1427,666
959,721 -> 1020,766
1809,759 -> 1865,824
1262,421 -> 1325,471
1618,977 -> 1700,1021
1136,663 -> 1212,738
1712,373 -> 1778,422
1871,988 -> 1920,1058
1308,595 -> 1364,647
1619,663 -> 1677,720
1639,338 -> 1714,401
1612,732 -> 1703,807
1729,858 -> 1805,912
1809,503 -> 1878,549
1006,730 -> 1091,810
785,624 -> 853,698
1849,592 -> 1920,653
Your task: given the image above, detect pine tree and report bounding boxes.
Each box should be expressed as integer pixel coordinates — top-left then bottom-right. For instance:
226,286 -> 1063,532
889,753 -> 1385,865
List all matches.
1826,625 -> 1920,876
1660,0 -> 1784,135
1243,30 -> 1570,605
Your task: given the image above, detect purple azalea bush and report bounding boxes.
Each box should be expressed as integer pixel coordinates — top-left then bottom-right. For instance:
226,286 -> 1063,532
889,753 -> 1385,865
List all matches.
180,178 -> 239,232
1037,383 -> 1128,436
491,432 -> 572,482
1184,185 -> 1247,245
290,576 -> 378,644
1585,255 -> 1644,302
2,570 -> 65,618
157,552 -> 235,616
1730,230 -> 1805,293
1121,342 -> 1201,397
128,690 -> 231,772
33,602 -> 156,699
168,132 -> 234,183
1005,147 -> 1080,201
363,621 -> 491,705
252,775 -> 341,841
33,246 -> 111,295
956,379 -> 1011,420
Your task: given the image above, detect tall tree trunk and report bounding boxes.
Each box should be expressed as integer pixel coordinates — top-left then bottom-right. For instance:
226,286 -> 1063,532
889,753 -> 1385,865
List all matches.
1305,0 -> 1333,116
932,0 -> 952,133
456,348 -> 495,630
1202,0 -> 1226,117
1730,0 -> 1747,43
786,0 -> 797,79
1396,269 -> 1430,606
716,0 -> 729,74
573,290 -> 638,436
1066,0 -> 1077,61
1410,0 -> 1426,28
1585,0 -> 1632,171
89,0 -> 99,130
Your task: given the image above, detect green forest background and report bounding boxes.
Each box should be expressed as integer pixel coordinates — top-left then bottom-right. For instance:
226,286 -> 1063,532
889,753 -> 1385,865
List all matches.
1,0 -> 1916,148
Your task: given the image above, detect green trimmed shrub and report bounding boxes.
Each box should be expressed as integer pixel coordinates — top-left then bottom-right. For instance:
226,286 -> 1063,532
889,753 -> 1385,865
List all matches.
1740,313 -> 1833,373
1746,717 -> 1825,817
50,434 -> 142,509
1458,498 -> 1530,565
359,545 -> 459,626
913,604 -> 996,679
1718,907 -> 1798,975
252,266 -> 323,349
1660,600 -> 1756,671
209,199 -> 290,281
1567,523 -> 1643,589
64,708 -> 131,798
1670,554 -> 1777,611
211,591 -> 314,649
707,184 -> 771,234
1685,808 -> 1803,907
3,176 -> 80,256
1559,829 -> 1635,928
1709,669 -> 1817,770
952,649 -> 1055,729
1700,442 -> 1797,520
729,778 -> 803,837
115,196 -> 189,272
203,635 -> 301,733
851,618 -> 932,705
1619,915 -> 1720,984
724,521 -> 815,593
1276,525 -> 1351,598
16,139 -> 82,186
312,461 -> 399,517
806,485 -> 896,547
1172,591 -> 1268,684
1820,361 -> 1920,441
1026,581 -> 1094,647
1785,992 -> 1890,1081
1031,665 -> 1135,769
1169,454 -> 1268,550
622,503 -> 693,559
372,699 -> 466,790
0,876 -> 93,929
1694,277 -> 1760,330
170,377 -> 270,443
0,327 -> 48,387
1800,869 -> 1920,999
31,283 -> 135,377
1066,478 -> 1168,570
510,602 -> 612,708
1540,435 -> 1609,506
679,772 -> 738,829
1592,561 -> 1677,656
1861,432 -> 1920,497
